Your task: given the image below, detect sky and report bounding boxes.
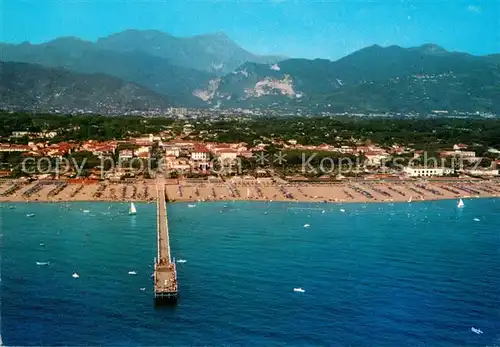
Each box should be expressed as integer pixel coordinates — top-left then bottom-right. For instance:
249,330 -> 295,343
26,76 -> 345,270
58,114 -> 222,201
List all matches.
1,0 -> 499,60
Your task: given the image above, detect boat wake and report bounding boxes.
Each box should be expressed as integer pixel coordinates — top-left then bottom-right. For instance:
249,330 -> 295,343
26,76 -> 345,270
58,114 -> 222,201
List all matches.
288,207 -> 325,211
36,261 -> 50,266
471,327 -> 483,334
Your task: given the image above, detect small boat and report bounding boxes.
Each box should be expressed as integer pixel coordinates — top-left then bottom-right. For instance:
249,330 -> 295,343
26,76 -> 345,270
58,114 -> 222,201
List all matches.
408,196 -> 413,203
303,224 -> 310,228
473,218 -> 480,222
187,204 -> 196,208
140,288 -> 146,291
82,210 -> 90,213
176,259 -> 187,263
128,271 -> 137,275
471,327 -> 483,334
129,202 -> 137,215
340,209 -> 346,213
26,214 -> 35,217
40,242 -> 45,247
36,261 -> 50,266
72,272 -> 79,278
457,198 -> 465,208
293,287 -> 306,293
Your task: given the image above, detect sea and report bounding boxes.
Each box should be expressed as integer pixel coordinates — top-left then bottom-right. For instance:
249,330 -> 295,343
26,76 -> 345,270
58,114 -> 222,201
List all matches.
1,199 -> 499,346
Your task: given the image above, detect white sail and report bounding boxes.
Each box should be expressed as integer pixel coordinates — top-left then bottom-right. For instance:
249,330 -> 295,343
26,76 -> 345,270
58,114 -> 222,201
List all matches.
457,198 -> 465,208
129,202 -> 137,215
408,196 -> 412,203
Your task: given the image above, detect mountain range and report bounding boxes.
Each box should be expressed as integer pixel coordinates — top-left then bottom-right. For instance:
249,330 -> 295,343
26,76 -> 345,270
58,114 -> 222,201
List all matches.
1,30 -> 499,114
199,44 -> 500,113
0,61 -> 171,112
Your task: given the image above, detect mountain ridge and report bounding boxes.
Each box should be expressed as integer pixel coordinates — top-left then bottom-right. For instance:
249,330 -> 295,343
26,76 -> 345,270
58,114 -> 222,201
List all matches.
194,43 -> 500,113
1,33 -> 499,114
0,61 -> 171,112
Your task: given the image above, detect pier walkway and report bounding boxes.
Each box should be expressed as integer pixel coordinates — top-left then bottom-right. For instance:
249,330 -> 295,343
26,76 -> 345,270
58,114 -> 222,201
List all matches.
154,180 -> 178,301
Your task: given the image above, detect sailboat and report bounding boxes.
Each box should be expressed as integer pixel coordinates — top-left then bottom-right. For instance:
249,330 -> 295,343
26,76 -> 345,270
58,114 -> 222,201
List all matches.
129,202 -> 137,215
457,198 -> 465,208
408,196 -> 413,203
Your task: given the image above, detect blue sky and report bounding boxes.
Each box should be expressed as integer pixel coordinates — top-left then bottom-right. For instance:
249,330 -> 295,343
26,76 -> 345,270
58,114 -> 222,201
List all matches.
1,0 -> 499,60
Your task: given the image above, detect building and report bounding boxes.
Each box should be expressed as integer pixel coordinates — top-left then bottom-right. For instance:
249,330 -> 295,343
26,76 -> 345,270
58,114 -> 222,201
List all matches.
163,145 -> 180,158
440,150 -> 476,158
216,149 -> 238,161
0,144 -> 30,152
183,124 -> 194,135
403,167 -> 453,177
453,143 -> 468,150
191,146 -> 210,161
10,131 -> 30,138
135,146 -> 151,158
118,150 -> 134,161
364,152 -> 390,166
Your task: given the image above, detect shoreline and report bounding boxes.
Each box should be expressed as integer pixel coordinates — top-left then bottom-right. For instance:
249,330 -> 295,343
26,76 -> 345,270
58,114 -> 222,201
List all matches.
165,194 -> 500,205
2,195 -> 499,205
1,179 -> 499,205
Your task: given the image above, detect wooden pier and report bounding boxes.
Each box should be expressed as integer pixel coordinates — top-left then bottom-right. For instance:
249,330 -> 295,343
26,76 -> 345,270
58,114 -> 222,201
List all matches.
154,181 -> 178,302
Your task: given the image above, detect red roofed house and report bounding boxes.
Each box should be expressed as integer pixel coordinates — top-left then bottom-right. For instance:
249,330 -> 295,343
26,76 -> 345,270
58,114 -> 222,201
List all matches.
119,150 -> 134,161
453,143 -> 468,150
191,146 -> 210,161
0,144 -> 31,152
216,149 -> 238,160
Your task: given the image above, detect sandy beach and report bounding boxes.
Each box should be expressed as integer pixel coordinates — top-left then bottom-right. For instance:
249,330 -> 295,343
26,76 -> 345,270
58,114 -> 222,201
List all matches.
1,178 -> 499,204
0,179 -> 158,203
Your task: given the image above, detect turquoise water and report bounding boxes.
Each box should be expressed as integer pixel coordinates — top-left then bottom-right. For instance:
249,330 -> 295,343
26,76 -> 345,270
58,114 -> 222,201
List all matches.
1,199 -> 500,346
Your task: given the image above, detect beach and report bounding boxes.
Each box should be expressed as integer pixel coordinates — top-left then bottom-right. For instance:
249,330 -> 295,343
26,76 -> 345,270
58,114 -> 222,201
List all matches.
0,179 -> 158,203
1,178 -> 499,204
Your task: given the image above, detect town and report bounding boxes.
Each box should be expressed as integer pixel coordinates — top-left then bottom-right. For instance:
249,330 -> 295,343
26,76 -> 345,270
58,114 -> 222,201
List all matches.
0,111 -> 499,203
